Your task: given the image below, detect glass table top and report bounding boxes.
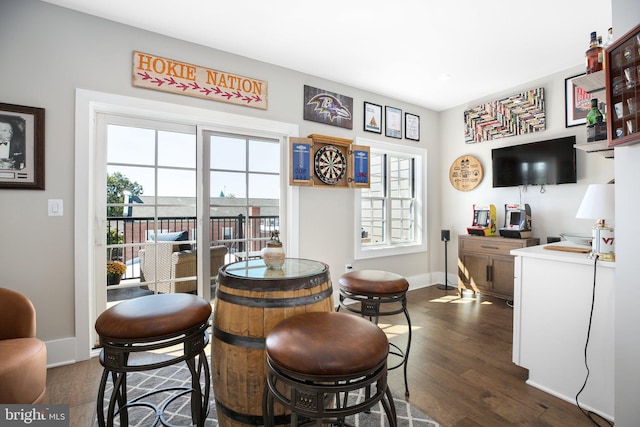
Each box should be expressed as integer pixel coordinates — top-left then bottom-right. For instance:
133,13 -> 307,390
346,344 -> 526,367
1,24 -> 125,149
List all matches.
221,258 -> 327,280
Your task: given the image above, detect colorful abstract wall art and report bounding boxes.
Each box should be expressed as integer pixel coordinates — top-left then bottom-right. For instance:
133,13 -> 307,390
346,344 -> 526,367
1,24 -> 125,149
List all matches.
464,88 -> 545,143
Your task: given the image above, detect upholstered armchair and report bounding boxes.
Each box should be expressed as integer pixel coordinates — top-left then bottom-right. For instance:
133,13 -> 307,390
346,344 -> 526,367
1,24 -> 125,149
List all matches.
0,288 -> 47,404
139,245 -> 228,294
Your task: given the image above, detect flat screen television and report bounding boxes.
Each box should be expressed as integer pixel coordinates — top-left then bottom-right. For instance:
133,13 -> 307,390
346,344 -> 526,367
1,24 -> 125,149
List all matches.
491,136 -> 577,188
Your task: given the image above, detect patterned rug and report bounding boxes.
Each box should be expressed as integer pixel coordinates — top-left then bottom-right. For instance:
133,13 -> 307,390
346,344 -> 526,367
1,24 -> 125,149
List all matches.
96,356 -> 440,427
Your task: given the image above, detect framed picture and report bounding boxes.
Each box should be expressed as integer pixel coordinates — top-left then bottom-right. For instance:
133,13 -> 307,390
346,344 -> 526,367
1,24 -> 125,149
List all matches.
303,85 -> 353,130
363,102 -> 382,133
385,106 -> 402,139
0,103 -> 45,190
405,113 -> 420,141
565,74 -> 592,127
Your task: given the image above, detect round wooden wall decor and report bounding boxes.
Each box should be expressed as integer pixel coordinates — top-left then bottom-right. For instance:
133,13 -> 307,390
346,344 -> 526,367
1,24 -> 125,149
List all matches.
449,155 -> 483,191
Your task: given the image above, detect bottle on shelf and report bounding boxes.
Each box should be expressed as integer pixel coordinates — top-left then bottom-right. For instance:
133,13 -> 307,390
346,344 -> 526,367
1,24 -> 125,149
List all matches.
586,98 -> 604,125
604,27 -> 614,48
586,98 -> 607,142
586,31 -> 604,74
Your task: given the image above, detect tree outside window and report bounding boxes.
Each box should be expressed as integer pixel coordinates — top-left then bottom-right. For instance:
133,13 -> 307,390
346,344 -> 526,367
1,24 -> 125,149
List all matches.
107,172 -> 143,260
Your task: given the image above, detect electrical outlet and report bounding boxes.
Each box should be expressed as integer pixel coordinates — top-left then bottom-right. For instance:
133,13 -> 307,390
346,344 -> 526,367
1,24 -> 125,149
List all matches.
345,263 -> 353,272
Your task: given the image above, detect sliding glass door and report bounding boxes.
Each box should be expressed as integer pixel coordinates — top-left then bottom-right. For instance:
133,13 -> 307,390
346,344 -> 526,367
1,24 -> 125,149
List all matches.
99,115 -> 198,311
94,116 -> 281,328
205,131 -> 281,267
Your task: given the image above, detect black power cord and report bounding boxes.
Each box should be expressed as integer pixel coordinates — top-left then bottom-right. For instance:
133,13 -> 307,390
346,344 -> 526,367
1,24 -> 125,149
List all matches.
575,254 -> 613,427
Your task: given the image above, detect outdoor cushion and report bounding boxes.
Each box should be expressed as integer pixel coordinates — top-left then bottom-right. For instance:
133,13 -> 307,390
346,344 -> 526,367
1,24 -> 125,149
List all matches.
149,230 -> 191,251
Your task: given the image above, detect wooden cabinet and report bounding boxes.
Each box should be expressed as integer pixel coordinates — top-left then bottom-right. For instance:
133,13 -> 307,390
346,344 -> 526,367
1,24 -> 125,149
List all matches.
606,23 -> 640,147
457,235 -> 539,300
573,24 -> 640,152
289,134 -> 370,188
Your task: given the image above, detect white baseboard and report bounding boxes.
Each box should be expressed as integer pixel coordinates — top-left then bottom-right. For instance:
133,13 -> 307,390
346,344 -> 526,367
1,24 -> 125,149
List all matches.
405,272 -> 434,290
406,272 -> 456,291
525,379 -> 614,423
45,337 -> 77,368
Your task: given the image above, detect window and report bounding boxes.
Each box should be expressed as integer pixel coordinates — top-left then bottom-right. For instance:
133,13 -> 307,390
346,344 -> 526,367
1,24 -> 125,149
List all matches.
207,132 -> 281,258
103,118 -> 199,297
355,138 -> 426,260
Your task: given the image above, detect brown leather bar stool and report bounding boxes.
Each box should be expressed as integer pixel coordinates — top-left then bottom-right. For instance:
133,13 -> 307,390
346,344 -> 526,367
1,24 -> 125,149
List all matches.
262,311 -> 397,427
95,293 -> 211,427
338,270 -> 412,397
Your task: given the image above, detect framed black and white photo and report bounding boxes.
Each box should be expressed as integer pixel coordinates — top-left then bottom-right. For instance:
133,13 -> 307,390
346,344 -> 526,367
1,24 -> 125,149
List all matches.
405,113 -> 420,141
385,106 -> 402,139
0,103 -> 45,190
363,102 -> 382,133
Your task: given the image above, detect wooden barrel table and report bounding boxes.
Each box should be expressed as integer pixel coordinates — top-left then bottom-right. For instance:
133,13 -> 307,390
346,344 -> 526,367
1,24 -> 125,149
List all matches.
212,258 -> 334,427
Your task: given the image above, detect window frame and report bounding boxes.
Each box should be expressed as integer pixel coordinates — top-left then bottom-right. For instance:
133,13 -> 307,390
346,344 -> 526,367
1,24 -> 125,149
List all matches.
354,137 -> 427,260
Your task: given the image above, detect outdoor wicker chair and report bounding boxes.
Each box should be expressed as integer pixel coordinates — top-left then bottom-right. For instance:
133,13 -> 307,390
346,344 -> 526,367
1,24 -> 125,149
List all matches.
139,244 -> 228,294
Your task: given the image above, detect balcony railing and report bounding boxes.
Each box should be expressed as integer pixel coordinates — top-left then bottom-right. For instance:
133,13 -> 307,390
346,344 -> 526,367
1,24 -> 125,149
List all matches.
107,214 -> 279,280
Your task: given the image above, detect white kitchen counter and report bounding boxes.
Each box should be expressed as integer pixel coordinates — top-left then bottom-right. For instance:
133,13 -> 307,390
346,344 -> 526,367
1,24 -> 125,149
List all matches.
511,242 -> 614,422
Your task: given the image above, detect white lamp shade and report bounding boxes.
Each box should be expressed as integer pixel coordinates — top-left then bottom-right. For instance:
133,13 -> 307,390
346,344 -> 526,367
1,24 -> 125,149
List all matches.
576,184 -> 615,221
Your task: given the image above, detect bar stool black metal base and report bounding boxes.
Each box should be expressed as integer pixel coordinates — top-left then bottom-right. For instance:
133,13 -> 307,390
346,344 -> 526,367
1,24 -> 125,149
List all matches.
263,357 -> 396,427
96,322 -> 210,427
338,290 -> 412,397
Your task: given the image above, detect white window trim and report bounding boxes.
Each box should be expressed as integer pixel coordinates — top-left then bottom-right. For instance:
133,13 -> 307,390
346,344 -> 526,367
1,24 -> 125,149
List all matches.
74,89 -> 299,361
354,137 -> 427,260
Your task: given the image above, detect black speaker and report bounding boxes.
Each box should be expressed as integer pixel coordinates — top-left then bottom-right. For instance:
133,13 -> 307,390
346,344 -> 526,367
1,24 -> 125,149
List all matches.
441,229 -> 450,242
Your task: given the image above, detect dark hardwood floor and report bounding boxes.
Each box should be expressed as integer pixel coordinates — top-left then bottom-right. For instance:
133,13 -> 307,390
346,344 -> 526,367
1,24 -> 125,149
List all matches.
45,285 -> 604,426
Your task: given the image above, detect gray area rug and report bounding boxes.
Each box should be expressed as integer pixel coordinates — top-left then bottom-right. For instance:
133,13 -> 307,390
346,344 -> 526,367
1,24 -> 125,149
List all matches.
96,356 -> 440,427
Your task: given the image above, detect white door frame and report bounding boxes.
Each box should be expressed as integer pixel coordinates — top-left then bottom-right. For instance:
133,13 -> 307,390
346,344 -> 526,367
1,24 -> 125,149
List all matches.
74,89 -> 299,362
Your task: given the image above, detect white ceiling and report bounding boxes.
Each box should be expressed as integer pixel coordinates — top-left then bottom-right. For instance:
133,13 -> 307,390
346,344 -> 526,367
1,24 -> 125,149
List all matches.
43,0 -> 612,111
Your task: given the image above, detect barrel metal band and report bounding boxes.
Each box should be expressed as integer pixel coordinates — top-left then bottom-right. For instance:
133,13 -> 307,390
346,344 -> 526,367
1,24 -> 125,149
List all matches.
213,327 -> 264,349
216,286 -> 333,308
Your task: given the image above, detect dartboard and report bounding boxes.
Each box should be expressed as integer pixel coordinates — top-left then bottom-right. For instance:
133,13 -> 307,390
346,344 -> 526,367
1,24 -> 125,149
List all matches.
314,145 -> 347,185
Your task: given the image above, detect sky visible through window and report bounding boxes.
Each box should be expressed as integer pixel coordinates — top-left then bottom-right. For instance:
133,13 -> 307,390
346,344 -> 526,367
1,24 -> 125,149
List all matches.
107,125 -> 279,200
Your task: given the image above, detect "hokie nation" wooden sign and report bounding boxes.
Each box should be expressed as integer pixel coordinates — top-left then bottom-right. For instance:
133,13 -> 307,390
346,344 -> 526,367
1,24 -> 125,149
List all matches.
132,51 -> 268,110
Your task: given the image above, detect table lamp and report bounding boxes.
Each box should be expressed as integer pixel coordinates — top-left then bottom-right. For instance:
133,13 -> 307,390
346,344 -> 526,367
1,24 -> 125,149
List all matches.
575,184 -> 615,261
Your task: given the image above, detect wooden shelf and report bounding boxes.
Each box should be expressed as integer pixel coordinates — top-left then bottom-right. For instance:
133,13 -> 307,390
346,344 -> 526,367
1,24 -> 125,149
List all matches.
574,141 -> 614,158
572,71 -> 613,158
572,71 -> 606,99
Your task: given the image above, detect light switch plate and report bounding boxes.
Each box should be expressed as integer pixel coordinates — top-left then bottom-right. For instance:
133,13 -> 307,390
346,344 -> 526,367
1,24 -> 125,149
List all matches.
48,199 -> 63,216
